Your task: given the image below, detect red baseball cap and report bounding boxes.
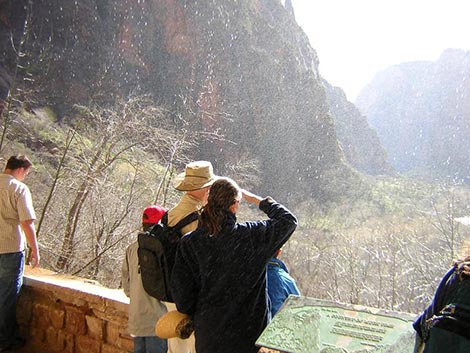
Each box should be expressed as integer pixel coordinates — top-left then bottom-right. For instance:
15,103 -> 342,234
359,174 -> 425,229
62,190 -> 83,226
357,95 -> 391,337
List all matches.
142,205 -> 167,224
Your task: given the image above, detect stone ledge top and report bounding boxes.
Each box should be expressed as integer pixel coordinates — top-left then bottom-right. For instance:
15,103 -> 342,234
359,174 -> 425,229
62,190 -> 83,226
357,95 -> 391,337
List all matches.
24,266 -> 130,307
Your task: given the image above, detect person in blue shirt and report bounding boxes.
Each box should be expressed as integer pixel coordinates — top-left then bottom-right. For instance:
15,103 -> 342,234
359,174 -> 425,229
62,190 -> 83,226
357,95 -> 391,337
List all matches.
266,248 -> 300,318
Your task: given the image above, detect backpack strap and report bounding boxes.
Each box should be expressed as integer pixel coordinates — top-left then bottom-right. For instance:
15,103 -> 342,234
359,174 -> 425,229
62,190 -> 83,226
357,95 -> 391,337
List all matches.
161,211 -> 199,232
432,304 -> 470,340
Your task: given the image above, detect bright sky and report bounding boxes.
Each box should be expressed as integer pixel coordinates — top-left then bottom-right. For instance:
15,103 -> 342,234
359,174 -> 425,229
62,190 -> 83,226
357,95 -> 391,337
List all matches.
292,0 -> 470,101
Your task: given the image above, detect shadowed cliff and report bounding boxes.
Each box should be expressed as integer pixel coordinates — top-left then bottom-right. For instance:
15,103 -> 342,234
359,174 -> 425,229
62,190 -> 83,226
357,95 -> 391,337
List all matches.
4,0 -> 391,202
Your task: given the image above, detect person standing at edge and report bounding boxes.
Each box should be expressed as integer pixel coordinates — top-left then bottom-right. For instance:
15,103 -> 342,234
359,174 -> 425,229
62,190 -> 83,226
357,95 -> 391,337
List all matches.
166,161 -> 219,353
171,177 -> 298,353
266,248 -> 301,318
122,205 -> 169,353
0,155 -> 39,352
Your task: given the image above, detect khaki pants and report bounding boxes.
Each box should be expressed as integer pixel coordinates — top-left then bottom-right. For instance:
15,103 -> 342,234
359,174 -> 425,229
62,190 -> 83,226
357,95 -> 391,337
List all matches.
163,302 -> 196,353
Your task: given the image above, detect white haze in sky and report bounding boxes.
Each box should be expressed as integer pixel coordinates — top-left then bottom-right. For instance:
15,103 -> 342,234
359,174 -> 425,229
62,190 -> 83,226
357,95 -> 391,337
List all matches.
292,0 -> 470,102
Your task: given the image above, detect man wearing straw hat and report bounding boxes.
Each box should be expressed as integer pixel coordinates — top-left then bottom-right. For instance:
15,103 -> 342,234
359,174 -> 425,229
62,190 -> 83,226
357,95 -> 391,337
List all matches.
164,161 -> 218,353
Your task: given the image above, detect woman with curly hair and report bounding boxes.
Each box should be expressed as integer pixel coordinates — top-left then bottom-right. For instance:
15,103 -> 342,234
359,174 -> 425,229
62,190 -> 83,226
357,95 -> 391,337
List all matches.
171,177 -> 297,353
413,256 -> 470,352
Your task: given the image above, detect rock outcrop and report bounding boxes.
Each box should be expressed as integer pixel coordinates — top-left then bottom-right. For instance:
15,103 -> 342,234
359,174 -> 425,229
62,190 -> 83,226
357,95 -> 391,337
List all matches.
5,0 -> 389,202
323,79 -> 393,176
356,49 -> 470,182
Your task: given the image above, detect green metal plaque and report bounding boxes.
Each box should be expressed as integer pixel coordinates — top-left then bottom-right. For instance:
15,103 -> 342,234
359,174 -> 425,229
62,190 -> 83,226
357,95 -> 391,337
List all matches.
256,296 -> 417,353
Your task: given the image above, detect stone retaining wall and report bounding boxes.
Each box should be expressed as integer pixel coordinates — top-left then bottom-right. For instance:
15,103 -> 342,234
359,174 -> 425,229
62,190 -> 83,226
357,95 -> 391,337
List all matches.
16,266 -> 132,353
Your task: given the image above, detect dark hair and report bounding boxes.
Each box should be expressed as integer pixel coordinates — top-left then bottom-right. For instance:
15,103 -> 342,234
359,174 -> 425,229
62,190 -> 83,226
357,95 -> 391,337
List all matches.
454,256 -> 470,280
200,177 -> 241,236
5,155 -> 32,170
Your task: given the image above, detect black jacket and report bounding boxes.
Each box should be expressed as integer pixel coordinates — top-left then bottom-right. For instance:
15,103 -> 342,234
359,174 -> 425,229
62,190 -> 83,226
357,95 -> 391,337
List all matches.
171,197 -> 297,353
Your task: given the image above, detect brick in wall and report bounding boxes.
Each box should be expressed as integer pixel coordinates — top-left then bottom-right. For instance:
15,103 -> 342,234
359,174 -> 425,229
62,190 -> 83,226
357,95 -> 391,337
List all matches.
86,315 -> 105,340
50,307 -> 66,329
76,335 -> 101,353
65,306 -> 88,336
101,343 -> 130,353
33,302 -> 65,329
45,326 -> 74,353
58,329 -> 75,353
29,326 -> 46,352
106,322 -> 133,352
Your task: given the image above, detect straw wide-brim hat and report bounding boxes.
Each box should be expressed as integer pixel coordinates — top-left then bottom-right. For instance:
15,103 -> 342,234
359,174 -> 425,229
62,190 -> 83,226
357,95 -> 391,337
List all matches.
155,310 -> 194,339
173,160 -> 219,191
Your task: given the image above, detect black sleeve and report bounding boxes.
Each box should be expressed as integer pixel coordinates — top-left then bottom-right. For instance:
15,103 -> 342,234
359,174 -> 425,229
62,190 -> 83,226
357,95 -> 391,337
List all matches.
171,239 -> 199,316
254,197 -> 298,260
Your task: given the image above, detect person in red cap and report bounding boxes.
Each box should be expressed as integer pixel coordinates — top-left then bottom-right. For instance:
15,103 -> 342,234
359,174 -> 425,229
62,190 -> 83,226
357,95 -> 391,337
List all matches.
122,205 -> 168,353
142,205 -> 167,232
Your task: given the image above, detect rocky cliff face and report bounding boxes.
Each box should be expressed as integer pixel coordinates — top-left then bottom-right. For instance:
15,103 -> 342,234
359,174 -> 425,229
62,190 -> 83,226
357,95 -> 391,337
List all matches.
5,0 -> 387,202
322,80 -> 393,176
356,49 -> 470,182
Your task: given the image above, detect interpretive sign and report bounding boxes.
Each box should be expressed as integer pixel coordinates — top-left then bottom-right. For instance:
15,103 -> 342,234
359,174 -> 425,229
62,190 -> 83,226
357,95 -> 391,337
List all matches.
256,296 -> 416,353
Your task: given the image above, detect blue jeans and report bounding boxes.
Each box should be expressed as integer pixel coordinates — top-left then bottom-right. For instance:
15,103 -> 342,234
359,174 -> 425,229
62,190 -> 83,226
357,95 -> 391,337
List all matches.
0,251 -> 24,348
134,336 -> 167,353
